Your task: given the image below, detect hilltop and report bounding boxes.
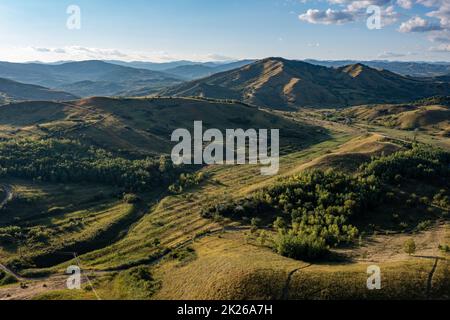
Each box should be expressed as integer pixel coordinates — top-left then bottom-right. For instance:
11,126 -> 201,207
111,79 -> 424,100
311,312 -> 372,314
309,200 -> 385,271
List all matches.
0,96 -> 325,155
339,96 -> 450,137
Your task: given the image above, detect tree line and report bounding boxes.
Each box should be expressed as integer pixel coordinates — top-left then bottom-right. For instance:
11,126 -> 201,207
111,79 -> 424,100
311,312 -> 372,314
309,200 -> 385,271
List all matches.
0,138 -> 184,191
202,144 -> 450,261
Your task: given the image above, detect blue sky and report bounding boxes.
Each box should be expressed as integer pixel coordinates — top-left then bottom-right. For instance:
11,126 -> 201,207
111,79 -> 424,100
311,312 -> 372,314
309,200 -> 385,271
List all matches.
0,0 -> 449,62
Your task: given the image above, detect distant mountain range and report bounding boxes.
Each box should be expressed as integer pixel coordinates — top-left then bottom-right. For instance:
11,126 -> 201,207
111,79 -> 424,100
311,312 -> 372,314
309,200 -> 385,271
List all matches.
305,59 -> 450,77
108,59 -> 256,80
1,58 -> 450,105
0,78 -> 77,104
77,59 -> 450,78
160,57 -> 450,109
0,60 -> 183,97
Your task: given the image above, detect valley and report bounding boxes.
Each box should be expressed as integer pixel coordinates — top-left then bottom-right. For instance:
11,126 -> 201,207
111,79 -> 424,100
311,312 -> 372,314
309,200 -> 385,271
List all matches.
0,58 -> 449,301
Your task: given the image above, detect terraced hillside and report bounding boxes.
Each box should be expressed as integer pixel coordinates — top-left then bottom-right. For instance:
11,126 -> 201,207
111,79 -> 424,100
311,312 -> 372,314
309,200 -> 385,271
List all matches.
0,95 -> 448,300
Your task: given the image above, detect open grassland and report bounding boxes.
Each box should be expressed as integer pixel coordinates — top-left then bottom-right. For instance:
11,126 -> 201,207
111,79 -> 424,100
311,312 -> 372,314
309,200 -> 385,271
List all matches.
0,179 -> 118,225
151,232 -> 449,300
0,100 -> 449,300
0,97 -> 323,156
68,131 -> 356,270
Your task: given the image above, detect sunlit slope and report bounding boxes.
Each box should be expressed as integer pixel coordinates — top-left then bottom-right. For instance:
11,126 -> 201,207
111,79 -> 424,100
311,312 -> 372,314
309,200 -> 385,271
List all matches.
341,97 -> 450,137
0,97 -> 327,155
161,58 -> 450,109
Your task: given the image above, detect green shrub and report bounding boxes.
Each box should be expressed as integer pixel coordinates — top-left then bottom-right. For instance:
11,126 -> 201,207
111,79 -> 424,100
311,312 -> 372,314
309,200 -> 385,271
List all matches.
274,232 -> 329,261
123,193 -> 141,204
0,270 -> 17,286
115,266 -> 160,299
404,239 -> 416,256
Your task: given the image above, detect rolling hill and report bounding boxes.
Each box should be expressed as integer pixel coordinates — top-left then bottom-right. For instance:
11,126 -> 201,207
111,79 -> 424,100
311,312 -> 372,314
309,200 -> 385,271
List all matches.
339,96 -> 450,137
0,61 -> 183,98
160,58 -> 450,109
0,78 -> 77,104
0,97 -> 326,155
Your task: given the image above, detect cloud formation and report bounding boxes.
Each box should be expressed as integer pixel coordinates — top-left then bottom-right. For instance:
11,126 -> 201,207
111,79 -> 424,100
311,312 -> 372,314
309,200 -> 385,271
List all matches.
378,51 -> 408,58
24,46 -> 234,63
397,0 -> 413,9
299,8 -> 356,24
298,0 -> 450,52
399,16 -> 443,32
298,0 -> 399,27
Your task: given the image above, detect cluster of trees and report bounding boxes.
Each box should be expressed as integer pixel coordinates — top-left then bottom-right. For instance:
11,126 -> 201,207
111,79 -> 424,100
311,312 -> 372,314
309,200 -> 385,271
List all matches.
202,145 -> 450,261
0,224 -> 55,247
413,96 -> 450,107
168,172 -> 208,194
0,138 -> 183,191
362,145 -> 450,186
433,189 -> 450,209
203,170 -> 381,260
0,226 -> 22,246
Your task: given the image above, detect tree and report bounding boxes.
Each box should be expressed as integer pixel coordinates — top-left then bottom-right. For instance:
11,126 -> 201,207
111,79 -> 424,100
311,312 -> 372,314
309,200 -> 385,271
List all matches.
404,239 -> 416,256
250,217 -> 262,233
273,217 -> 287,232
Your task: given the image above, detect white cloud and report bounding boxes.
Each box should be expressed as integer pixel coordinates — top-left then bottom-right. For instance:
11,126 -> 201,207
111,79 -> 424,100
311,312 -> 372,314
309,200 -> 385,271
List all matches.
0,46 -> 236,63
377,50 -> 417,58
299,8 -> 356,24
426,3 -> 450,29
417,0 -> 444,7
399,16 -> 443,32
429,43 -> 450,51
298,0 -> 398,26
397,0 -> 413,9
346,0 -> 392,13
430,30 -> 450,43
378,51 -> 407,58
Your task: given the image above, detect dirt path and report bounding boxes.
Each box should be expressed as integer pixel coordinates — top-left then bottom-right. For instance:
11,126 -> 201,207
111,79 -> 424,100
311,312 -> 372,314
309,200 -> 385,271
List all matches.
338,221 -> 448,263
0,185 -> 13,210
426,258 -> 439,299
280,264 -> 312,300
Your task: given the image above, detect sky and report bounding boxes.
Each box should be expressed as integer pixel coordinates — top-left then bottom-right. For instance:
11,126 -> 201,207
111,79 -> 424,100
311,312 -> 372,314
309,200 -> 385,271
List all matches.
0,0 -> 449,63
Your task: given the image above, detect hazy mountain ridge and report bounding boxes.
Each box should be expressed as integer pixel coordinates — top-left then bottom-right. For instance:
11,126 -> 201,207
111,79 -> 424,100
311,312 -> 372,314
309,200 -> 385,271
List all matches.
0,60 -> 183,98
160,58 -> 450,109
305,59 -> 450,77
0,77 -> 77,104
163,60 -> 256,80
